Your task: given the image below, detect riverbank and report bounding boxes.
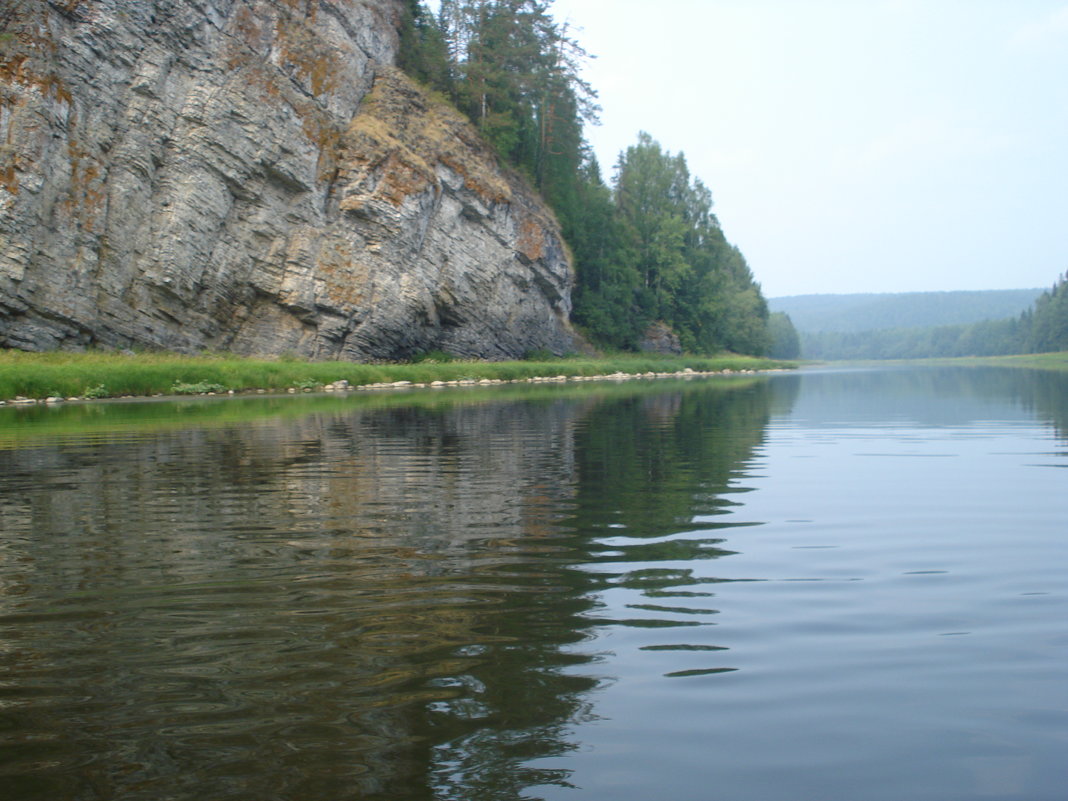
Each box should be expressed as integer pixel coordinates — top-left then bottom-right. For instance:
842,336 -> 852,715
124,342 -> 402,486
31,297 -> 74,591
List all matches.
937,352 -> 1068,371
0,350 -> 796,403
810,352 -> 1068,372
836,352 -> 1068,372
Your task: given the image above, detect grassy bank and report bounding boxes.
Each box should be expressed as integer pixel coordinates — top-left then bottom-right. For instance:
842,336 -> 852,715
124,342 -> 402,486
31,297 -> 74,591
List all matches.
0,373 -> 772,449
0,350 -> 795,401
810,352 -> 1068,371
938,352 -> 1068,371
854,352 -> 1068,372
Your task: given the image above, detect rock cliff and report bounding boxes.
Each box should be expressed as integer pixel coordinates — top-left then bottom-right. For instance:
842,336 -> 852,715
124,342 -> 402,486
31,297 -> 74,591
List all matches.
0,0 -> 578,359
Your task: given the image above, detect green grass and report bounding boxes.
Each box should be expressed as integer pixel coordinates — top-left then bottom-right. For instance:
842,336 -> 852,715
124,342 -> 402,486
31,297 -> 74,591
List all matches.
945,352 -> 1068,371
0,372 -> 771,449
807,352 -> 1068,372
856,352 -> 1068,371
0,349 -> 795,400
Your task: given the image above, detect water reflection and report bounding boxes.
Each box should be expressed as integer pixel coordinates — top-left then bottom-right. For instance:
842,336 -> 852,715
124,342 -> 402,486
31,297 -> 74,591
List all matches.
0,378 -> 779,801
783,365 -> 1068,436
566,383 -> 780,653
4,366 -> 1063,800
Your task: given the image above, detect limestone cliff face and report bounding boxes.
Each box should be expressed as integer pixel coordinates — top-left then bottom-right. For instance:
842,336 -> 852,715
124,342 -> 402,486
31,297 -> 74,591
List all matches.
0,0 -> 577,359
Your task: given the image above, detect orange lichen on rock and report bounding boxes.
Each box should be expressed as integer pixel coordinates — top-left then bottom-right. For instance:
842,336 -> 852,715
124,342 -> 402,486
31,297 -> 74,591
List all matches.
0,53 -> 72,106
437,153 -> 510,206
228,3 -> 339,99
279,0 -> 317,16
1,163 -> 18,195
62,138 -> 106,230
227,5 -> 267,69
516,217 -> 545,263
299,111 -> 343,182
344,67 -> 513,208
0,55 -> 30,85
0,2 -> 72,106
274,12 -> 341,98
316,239 -> 369,307
0,0 -> 576,360
225,37 -> 343,184
374,152 -> 434,205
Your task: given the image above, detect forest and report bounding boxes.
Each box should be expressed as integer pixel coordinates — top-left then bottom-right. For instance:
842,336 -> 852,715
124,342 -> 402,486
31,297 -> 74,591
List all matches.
398,1 -> 1066,362
794,277 -> 1068,360
398,0 -> 776,356
770,290 -> 1042,334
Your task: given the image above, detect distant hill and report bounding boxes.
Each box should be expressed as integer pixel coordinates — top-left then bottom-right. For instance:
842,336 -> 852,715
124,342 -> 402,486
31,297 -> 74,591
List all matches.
769,289 -> 1044,333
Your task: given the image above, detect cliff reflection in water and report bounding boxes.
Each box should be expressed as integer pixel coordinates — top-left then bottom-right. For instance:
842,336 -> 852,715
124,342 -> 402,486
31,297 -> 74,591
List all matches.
0,380 -> 782,801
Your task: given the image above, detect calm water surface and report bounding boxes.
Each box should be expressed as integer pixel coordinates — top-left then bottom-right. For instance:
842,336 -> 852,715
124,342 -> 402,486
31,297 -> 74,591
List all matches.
0,368 -> 1065,800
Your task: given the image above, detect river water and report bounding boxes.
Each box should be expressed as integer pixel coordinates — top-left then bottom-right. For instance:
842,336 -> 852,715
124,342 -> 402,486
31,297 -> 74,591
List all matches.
0,367 -> 1065,800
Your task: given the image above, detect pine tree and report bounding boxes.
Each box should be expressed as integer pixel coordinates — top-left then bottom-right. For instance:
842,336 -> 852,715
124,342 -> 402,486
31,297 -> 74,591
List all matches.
398,5 -> 772,356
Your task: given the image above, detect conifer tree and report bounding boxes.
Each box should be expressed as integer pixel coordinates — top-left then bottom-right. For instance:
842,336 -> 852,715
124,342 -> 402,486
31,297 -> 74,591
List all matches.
399,3 -> 773,356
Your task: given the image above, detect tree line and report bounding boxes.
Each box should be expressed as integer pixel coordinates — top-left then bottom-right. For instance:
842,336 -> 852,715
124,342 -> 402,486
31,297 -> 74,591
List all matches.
800,274 -> 1068,360
770,290 -> 1042,335
398,0 -> 775,356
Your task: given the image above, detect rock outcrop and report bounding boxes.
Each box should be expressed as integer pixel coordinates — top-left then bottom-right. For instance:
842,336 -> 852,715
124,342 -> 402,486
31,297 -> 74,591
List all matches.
640,321 -> 682,355
0,0 -> 578,359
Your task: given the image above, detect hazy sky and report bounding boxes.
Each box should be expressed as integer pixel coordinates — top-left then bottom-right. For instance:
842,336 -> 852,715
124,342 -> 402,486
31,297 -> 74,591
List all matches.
428,1 -> 1068,297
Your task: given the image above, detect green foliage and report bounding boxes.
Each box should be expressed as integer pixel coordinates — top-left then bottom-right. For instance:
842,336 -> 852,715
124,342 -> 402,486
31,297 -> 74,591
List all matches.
423,0 -> 598,193
571,380 -> 775,543
572,134 -> 770,355
83,384 -> 110,399
798,276 -> 1068,361
801,321 -> 1019,361
0,366 -> 793,452
397,0 -> 455,95
409,349 -> 457,363
1027,274 -> 1068,353
398,4 -> 771,357
770,289 -> 1043,334
767,313 -> 801,360
0,350 -> 793,400
172,380 -> 228,395
522,347 -> 554,361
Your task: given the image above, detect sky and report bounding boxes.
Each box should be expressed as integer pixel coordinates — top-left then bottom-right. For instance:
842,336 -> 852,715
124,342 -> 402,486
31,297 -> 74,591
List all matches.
428,1 -> 1068,297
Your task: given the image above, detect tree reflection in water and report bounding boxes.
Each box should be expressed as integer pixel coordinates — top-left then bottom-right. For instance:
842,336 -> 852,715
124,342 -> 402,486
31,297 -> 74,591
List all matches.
0,378 -> 787,800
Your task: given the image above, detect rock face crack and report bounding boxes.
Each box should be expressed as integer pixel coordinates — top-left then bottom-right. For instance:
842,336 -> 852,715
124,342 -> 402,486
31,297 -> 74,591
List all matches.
0,0 -> 578,359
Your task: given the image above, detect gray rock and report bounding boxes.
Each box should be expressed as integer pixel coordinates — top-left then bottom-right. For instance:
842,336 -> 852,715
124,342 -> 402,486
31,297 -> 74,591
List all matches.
640,322 -> 682,355
0,0 -> 578,360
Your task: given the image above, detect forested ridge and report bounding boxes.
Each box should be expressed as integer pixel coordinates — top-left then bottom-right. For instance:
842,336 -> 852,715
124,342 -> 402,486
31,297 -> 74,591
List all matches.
770,290 -> 1043,334
790,278 -> 1068,360
398,0 -> 775,356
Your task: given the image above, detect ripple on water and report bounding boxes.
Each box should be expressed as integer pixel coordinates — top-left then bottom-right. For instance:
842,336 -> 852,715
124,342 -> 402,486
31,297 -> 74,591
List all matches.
2,373 -> 1067,801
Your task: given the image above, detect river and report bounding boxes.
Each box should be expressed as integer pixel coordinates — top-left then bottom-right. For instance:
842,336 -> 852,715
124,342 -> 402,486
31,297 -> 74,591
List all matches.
0,367 -> 1065,800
